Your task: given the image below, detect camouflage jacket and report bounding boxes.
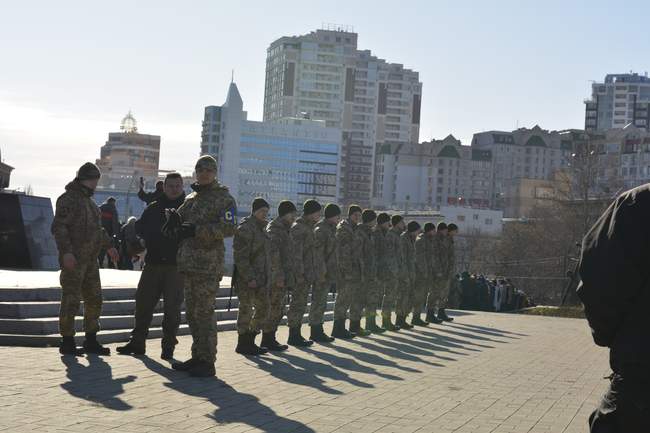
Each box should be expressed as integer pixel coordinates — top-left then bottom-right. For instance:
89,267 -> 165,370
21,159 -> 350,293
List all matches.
233,216 -> 270,289
51,180 -> 112,265
313,219 -> 337,284
385,227 -> 404,280
267,217 -> 294,289
415,233 -> 432,282
291,217 -> 317,285
445,236 -> 456,277
400,232 -> 416,283
356,223 -> 377,283
176,181 -> 237,277
431,233 -> 447,279
336,218 -> 364,281
374,227 -> 392,280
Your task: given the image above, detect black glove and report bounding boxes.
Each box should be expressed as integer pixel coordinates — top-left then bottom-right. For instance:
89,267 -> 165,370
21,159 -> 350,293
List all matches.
162,209 -> 182,238
179,223 -> 196,239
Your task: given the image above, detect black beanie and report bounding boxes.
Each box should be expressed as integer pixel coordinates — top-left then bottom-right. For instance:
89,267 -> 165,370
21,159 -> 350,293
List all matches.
324,203 -> 341,219
391,215 -> 403,226
278,200 -> 297,217
252,197 -> 270,213
303,199 -> 322,216
377,213 -> 390,225
448,223 -> 459,232
348,204 -> 362,217
407,221 -> 421,233
437,222 -> 448,231
77,162 -> 101,181
362,209 -> 377,224
424,222 -> 435,233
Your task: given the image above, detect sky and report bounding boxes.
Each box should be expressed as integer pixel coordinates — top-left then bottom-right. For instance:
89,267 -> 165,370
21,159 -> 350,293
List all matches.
1,0 -> 649,202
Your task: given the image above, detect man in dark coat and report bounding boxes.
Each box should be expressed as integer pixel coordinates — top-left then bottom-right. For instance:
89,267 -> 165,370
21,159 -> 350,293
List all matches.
578,184 -> 650,432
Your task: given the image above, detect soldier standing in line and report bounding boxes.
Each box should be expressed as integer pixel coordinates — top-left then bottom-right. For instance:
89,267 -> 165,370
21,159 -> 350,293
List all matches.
354,209 -> 383,335
52,162 -> 119,356
166,155 -> 237,377
309,203 -> 340,343
331,205 -> 363,339
396,221 -> 420,329
371,213 -> 392,333
437,223 -> 458,322
261,200 -> 297,351
232,197 -> 271,356
286,199 -> 322,347
411,222 -> 436,326
381,215 -> 406,331
427,222 -> 448,323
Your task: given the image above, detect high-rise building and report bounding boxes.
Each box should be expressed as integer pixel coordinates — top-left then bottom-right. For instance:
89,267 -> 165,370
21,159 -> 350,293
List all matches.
201,82 -> 341,209
263,26 -> 422,206
585,72 -> 650,132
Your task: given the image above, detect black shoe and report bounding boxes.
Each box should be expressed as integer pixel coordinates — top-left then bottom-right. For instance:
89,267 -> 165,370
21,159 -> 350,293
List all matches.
188,360 -> 216,377
366,315 -> 386,334
116,341 -> 145,356
331,319 -> 355,339
172,358 -> 200,371
236,332 -> 268,355
350,320 -> 371,337
287,327 -> 314,347
396,316 -> 414,330
310,324 -> 335,343
261,332 -> 289,351
59,336 -> 84,356
82,333 -> 110,355
426,309 -> 444,324
161,347 -> 174,360
382,315 -> 400,332
411,315 -> 429,327
437,309 -> 454,322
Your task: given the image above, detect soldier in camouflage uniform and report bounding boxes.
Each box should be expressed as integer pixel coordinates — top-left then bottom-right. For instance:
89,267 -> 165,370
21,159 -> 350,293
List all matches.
427,222 -> 449,323
167,155 -> 237,377
355,209 -> 385,335
286,199 -> 322,346
52,162 -> 119,356
233,197 -> 271,356
309,203 -> 340,343
380,214 -> 404,331
411,222 -> 436,326
331,205 -> 363,339
396,221 -> 420,329
261,200 -> 297,351
437,223 -> 458,322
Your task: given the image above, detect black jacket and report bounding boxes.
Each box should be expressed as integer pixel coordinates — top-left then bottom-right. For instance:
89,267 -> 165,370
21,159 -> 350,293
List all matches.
135,193 -> 185,265
577,184 -> 650,375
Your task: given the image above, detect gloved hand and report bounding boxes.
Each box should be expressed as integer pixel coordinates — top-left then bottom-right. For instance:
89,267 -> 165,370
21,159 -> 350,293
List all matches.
162,209 -> 182,238
179,222 -> 196,239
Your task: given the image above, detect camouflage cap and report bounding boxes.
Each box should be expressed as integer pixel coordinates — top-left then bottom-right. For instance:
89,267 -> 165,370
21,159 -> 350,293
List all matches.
195,155 -> 217,172
77,162 -> 101,181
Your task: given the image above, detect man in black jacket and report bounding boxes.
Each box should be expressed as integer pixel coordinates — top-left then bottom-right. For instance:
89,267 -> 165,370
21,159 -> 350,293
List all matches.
578,185 -> 650,432
117,173 -> 185,359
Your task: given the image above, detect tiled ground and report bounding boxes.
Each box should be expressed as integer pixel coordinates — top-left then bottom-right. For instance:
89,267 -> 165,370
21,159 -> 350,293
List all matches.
0,311 -> 609,432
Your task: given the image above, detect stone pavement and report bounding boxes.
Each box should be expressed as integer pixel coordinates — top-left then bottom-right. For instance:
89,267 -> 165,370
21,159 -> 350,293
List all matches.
0,311 -> 609,433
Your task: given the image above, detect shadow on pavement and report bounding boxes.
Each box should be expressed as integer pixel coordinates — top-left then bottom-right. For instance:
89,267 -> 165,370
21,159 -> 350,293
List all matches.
346,335 -> 450,365
60,355 -> 135,411
138,356 -> 316,433
426,326 -> 512,343
326,342 -> 422,373
301,346 -> 404,381
452,322 -> 529,337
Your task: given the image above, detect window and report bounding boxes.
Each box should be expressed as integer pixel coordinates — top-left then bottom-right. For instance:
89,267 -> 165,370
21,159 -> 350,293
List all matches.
473,214 -> 479,220
485,218 -> 493,225
457,215 -> 465,222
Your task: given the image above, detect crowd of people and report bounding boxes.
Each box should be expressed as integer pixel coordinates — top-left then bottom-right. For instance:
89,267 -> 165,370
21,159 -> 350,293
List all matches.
51,156 -> 460,378
452,273 -> 532,313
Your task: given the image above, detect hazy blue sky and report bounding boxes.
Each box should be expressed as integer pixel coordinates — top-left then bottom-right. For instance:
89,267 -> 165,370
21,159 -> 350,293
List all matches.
1,0 -> 649,201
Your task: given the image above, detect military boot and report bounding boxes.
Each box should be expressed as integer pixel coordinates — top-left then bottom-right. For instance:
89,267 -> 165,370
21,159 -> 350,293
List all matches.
310,324 -> 335,343
59,336 -> 84,356
437,308 -> 454,322
161,346 -> 174,360
350,320 -> 371,337
188,360 -> 216,377
116,340 -> 145,356
382,314 -> 400,331
82,333 -> 110,355
236,332 -> 268,355
365,314 -> 386,334
287,326 -> 314,347
172,358 -> 200,371
396,315 -> 414,330
411,314 -> 429,327
331,319 -> 355,339
261,331 -> 289,351
426,309 -> 443,324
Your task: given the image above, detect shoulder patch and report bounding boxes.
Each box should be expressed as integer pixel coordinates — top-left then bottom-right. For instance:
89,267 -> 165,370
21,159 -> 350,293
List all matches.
223,206 -> 237,225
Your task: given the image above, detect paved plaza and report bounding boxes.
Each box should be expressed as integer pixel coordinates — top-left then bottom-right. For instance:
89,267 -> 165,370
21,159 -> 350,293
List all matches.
0,311 -> 609,433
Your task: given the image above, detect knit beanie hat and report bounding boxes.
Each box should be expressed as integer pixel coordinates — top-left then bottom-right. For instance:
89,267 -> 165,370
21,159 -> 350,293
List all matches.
77,162 -> 101,181
391,215 -> 403,226
424,222 -> 436,233
377,213 -> 391,225
252,197 -> 270,213
407,221 -> 421,233
348,204 -> 362,217
437,222 -> 448,231
324,203 -> 341,219
362,209 -> 377,224
278,200 -> 297,217
303,199 -> 322,216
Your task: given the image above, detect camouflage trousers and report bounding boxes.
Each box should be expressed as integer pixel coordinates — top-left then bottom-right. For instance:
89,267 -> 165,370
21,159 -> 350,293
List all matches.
380,276 -> 399,316
309,280 -> 332,325
334,278 -> 361,321
287,281 -> 312,328
428,276 -> 450,310
411,278 -> 431,316
184,273 -> 218,363
396,279 -> 414,318
363,279 -> 383,317
59,260 -> 103,337
236,284 -> 270,335
263,285 -> 288,333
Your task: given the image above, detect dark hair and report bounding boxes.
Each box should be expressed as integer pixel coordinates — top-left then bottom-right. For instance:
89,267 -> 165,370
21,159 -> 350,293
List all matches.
448,223 -> 459,232
164,173 -> 183,185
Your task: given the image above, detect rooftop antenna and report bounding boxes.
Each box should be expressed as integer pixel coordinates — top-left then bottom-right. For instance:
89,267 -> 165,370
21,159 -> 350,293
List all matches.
231,69 -> 234,83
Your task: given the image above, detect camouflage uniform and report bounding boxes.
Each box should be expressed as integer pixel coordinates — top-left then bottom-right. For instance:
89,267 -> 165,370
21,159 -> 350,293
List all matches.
287,217 -> 317,327
52,180 -> 112,337
233,216 -> 270,335
381,226 -> 403,316
411,233 -> 432,316
309,219 -> 336,325
428,233 -> 449,310
443,236 -> 457,307
177,180 -> 237,364
357,224 -> 380,318
397,232 -> 416,318
334,218 -> 364,321
265,217 -> 294,333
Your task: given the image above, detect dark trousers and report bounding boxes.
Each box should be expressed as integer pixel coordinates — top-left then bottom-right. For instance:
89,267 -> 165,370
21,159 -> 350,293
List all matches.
131,263 -> 184,349
589,373 -> 650,432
